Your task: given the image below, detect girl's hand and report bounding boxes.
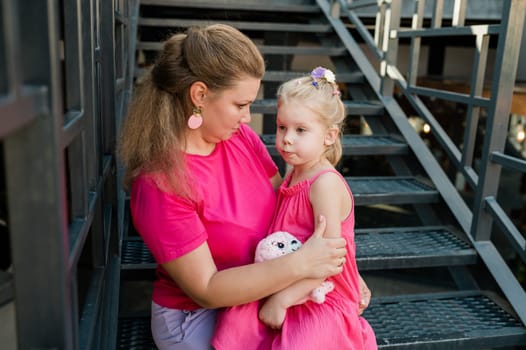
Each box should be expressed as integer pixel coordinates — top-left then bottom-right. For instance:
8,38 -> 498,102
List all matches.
295,216 -> 347,279
358,275 -> 371,315
259,297 -> 288,330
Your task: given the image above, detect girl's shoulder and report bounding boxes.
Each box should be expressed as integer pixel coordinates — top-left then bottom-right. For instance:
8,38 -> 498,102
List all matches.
309,167 -> 345,186
309,168 -> 351,198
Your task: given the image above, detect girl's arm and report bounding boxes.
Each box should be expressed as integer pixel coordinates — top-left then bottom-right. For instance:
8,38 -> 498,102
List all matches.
259,172 -> 351,328
161,215 -> 346,309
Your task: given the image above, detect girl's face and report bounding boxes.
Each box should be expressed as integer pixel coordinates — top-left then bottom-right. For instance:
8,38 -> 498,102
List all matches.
275,101 -> 332,168
201,76 -> 261,143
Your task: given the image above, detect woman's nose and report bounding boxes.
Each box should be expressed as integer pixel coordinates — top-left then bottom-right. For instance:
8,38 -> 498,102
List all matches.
240,109 -> 251,124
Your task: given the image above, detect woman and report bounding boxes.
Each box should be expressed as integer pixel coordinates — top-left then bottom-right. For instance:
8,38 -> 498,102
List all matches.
118,24 -> 365,349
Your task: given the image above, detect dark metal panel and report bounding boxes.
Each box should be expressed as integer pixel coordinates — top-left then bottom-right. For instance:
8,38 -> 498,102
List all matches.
82,0 -> 100,191
0,0 -> 19,96
98,0 -> 116,155
63,0 -> 83,116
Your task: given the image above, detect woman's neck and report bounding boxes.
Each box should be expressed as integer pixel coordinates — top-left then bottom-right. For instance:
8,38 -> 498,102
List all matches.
184,131 -> 216,155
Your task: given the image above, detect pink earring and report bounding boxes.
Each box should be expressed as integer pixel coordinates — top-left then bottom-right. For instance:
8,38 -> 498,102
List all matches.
188,106 -> 203,129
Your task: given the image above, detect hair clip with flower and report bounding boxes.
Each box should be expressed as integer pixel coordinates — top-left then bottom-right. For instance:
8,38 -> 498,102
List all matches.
310,66 -> 336,86
310,66 -> 340,96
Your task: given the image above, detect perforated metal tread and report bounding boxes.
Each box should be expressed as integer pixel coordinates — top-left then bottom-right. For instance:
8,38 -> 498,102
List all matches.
262,134 -> 407,156
118,315 -> 156,349
116,291 -> 526,349
121,237 -> 156,270
365,291 -> 526,349
356,226 -> 477,270
121,226 -> 472,273
347,176 -> 439,205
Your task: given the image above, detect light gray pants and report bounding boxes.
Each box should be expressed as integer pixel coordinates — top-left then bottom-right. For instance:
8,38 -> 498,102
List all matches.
151,302 -> 217,350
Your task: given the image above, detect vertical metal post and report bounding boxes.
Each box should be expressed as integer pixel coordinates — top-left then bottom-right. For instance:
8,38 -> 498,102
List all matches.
432,0 -> 444,28
5,0 -> 75,348
461,32 -> 489,170
407,0 -> 425,86
379,0 -> 401,96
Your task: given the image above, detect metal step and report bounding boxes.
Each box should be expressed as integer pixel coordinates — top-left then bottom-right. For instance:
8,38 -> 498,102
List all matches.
116,291 -> 526,349
121,236 -> 156,272
347,176 -> 440,206
140,0 -> 320,13
366,291 -> 526,349
138,17 -> 331,33
251,99 -> 384,116
263,70 -> 363,83
118,313 -> 156,349
355,226 -> 477,270
121,225 -> 469,273
137,42 -> 347,57
261,134 -> 408,157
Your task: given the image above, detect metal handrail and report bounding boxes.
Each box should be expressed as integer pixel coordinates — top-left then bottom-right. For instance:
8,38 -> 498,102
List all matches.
320,0 -> 526,324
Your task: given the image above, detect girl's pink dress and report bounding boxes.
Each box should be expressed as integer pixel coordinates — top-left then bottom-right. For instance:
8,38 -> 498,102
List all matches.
212,169 -> 377,350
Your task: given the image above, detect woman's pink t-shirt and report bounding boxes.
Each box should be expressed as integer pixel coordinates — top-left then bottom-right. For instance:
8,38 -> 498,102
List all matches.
130,124 -> 278,310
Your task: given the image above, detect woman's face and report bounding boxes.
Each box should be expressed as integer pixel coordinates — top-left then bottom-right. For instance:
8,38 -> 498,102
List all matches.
201,76 -> 261,143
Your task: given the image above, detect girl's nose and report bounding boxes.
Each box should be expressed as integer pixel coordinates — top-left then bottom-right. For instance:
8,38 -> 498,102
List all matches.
283,133 -> 294,145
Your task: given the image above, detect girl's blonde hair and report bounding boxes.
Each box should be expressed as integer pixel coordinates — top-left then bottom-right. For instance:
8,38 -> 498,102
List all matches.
276,71 -> 345,166
118,24 -> 265,196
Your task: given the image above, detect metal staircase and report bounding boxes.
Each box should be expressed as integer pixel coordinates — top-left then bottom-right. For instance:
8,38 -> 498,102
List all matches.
116,1 -> 526,349
1,0 -> 524,349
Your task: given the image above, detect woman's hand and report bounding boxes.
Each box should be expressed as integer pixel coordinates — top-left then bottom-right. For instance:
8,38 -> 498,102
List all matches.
358,275 -> 371,315
295,216 -> 347,279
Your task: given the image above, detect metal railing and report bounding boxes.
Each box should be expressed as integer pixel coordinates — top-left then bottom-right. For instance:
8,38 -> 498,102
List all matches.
319,0 -> 526,323
0,0 -> 139,348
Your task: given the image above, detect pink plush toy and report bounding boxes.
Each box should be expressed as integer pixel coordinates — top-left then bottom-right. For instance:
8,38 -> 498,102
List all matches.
254,231 -> 334,303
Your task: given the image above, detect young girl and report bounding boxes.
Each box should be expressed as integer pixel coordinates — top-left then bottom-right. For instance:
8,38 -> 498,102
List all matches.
212,67 -> 377,349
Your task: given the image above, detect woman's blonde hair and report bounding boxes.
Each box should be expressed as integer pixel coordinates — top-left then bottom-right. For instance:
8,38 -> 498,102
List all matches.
118,24 -> 265,195
276,71 -> 345,166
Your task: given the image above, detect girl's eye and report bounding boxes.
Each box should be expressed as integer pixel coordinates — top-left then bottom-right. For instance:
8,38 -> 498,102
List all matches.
238,103 -> 249,110
297,128 -> 306,133
277,125 -> 286,131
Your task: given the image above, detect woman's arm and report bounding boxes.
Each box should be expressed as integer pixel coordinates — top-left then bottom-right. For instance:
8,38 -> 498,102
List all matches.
270,171 -> 283,191
161,215 -> 346,309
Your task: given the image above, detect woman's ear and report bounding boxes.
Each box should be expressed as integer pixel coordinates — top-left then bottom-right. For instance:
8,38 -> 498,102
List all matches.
189,81 -> 208,106
324,127 -> 339,146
